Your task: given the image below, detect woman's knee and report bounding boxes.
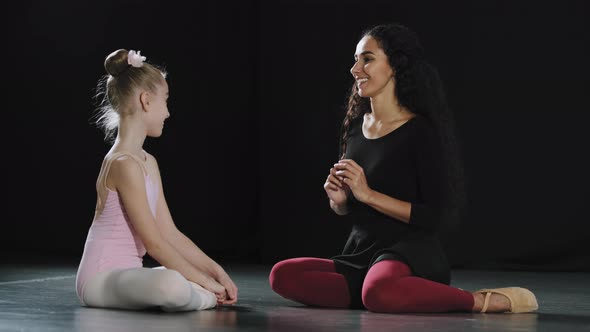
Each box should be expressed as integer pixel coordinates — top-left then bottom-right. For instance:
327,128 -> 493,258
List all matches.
269,259 -> 302,294
270,257 -> 336,296
361,281 -> 382,312
362,282 -> 409,313
269,260 -> 288,292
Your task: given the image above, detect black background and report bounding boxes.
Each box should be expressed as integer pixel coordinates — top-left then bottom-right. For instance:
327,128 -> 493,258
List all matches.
4,0 -> 589,271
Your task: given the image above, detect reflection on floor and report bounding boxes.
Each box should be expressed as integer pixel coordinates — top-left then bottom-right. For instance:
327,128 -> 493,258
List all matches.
1,263 -> 589,332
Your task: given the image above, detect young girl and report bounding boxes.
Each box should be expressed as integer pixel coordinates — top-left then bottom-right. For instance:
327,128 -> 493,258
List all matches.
269,24 -> 538,314
76,49 -> 238,311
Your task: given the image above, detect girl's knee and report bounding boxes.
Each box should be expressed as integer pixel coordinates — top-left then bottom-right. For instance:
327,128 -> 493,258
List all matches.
154,270 -> 192,307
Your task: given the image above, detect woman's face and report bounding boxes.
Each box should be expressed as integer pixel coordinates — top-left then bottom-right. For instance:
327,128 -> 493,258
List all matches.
350,35 -> 395,98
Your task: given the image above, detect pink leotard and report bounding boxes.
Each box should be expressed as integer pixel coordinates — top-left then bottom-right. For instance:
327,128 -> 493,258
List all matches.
75,152 -> 159,304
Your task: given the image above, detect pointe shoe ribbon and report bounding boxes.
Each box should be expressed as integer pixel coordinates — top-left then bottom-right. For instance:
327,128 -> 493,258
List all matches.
476,287 -> 539,313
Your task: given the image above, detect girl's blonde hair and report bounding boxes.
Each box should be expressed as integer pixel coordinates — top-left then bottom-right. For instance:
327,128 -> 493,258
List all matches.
93,49 -> 167,142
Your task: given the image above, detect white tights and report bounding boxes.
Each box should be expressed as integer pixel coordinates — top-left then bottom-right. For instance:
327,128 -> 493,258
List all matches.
82,266 -> 217,311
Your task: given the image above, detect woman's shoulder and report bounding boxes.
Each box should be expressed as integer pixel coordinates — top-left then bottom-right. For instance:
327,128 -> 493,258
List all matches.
408,114 -> 444,154
408,114 -> 437,136
409,113 -> 431,127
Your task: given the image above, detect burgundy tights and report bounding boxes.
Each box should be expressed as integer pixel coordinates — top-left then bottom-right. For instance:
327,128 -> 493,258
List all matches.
269,257 -> 474,313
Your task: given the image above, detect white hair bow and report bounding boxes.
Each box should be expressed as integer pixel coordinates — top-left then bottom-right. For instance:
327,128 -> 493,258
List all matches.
128,50 -> 146,67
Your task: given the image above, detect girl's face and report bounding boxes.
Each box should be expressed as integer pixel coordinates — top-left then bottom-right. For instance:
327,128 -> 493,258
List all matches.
145,80 -> 170,137
350,36 -> 395,98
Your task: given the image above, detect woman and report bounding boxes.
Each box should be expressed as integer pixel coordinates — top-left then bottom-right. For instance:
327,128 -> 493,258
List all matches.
269,24 -> 537,314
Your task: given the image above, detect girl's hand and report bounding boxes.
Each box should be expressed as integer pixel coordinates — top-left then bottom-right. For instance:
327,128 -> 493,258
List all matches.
324,166 -> 351,206
216,270 -> 238,305
334,159 -> 373,203
202,278 -> 227,303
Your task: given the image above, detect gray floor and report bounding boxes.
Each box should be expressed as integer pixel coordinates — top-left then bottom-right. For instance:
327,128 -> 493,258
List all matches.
1,263 -> 589,332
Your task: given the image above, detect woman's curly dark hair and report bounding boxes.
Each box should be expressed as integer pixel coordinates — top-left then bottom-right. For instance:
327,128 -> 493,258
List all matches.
340,23 -> 466,225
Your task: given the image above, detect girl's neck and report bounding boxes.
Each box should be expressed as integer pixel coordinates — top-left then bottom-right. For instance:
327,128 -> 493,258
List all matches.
112,115 -> 147,156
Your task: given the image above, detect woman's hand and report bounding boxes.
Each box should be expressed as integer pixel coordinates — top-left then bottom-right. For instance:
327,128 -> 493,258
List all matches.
324,166 -> 351,207
334,159 -> 373,203
215,269 -> 238,305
